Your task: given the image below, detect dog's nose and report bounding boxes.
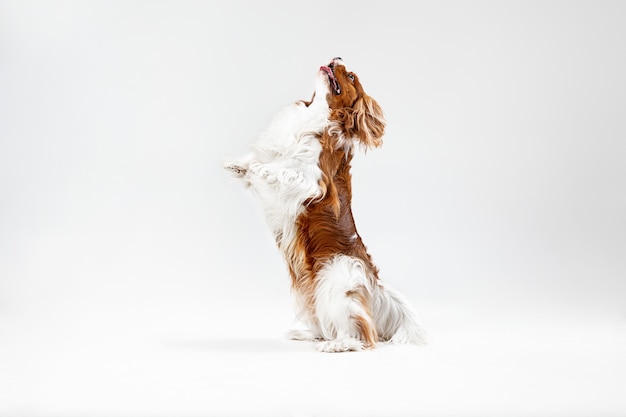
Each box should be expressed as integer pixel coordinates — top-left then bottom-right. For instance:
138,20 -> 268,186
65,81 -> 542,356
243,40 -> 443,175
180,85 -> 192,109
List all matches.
328,57 -> 343,68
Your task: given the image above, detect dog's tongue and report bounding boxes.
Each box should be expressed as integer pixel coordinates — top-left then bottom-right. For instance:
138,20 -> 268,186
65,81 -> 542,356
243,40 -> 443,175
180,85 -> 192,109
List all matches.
320,66 -> 334,79
320,65 -> 340,94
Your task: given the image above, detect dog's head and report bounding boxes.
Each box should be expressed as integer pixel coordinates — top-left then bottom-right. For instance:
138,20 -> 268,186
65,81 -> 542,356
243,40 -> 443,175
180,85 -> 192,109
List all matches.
317,57 -> 386,149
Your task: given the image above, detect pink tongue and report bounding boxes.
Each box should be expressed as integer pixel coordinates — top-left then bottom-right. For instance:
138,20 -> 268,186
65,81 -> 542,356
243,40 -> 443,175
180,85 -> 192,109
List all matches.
320,66 -> 333,79
320,65 -> 339,93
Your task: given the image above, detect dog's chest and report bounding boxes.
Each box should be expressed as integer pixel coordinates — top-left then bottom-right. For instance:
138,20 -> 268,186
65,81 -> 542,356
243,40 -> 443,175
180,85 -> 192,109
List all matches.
248,105 -> 328,244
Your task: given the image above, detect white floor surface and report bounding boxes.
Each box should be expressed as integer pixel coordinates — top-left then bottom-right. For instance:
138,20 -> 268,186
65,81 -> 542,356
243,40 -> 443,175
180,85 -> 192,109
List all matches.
2,303 -> 625,417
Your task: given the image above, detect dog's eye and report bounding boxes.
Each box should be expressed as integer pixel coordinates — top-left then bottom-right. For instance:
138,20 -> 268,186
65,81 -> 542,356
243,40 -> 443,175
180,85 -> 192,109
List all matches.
347,73 -> 355,81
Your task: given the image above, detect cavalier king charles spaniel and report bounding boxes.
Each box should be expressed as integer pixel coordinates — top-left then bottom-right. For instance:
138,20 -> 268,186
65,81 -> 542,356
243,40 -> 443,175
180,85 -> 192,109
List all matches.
225,57 -> 427,352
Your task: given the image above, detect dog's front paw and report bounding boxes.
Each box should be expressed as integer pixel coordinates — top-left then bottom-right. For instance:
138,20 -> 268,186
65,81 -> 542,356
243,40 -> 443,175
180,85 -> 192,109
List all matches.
248,163 -> 277,184
316,338 -> 365,353
224,160 -> 247,177
278,169 -> 303,185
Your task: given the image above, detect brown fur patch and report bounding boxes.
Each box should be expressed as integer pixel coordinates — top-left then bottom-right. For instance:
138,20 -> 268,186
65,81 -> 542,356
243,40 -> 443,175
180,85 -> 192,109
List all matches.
287,61 -> 387,346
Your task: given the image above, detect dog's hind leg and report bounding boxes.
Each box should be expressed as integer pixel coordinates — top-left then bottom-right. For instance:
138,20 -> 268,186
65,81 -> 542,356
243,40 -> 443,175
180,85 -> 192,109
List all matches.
313,255 -> 378,353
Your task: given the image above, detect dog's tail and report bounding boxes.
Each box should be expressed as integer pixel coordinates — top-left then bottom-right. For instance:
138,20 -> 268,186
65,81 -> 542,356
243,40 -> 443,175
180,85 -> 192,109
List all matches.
373,282 -> 428,346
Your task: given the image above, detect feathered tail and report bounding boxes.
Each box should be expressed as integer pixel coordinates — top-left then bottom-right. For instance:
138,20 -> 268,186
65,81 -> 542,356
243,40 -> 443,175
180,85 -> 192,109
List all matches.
372,282 -> 428,345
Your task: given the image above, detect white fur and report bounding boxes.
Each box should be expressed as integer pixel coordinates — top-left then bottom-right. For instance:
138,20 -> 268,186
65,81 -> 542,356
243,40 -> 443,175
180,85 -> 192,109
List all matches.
224,70 -> 331,247
225,61 -> 427,352
373,282 -> 428,345
313,255 -> 427,351
313,255 -> 372,351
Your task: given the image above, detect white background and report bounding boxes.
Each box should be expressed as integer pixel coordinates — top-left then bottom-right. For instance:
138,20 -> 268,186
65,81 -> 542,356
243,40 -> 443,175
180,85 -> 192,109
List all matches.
1,1 -> 625,416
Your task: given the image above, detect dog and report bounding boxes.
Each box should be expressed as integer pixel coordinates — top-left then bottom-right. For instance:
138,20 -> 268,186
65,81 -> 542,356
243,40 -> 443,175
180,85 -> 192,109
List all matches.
225,57 -> 426,352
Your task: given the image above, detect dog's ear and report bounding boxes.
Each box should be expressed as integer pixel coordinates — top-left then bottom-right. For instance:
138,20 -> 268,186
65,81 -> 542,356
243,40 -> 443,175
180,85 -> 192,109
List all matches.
329,96 -> 385,149
352,95 -> 385,149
